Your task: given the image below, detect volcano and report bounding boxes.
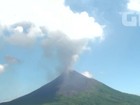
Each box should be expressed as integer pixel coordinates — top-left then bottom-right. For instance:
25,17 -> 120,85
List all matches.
0,70 -> 140,105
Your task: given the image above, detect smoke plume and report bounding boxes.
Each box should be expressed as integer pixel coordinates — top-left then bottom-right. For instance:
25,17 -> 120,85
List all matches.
0,0 -> 104,74
42,31 -> 87,72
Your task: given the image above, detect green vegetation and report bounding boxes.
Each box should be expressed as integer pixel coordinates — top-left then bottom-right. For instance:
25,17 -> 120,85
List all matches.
1,71 -> 140,105
42,93 -> 140,105
42,84 -> 140,105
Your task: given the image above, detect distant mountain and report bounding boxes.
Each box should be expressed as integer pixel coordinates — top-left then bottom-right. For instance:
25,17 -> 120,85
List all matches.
1,70 -> 140,105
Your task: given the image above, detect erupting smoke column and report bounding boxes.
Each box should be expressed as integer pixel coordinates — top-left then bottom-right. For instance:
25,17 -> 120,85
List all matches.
42,32 -> 88,72
0,0 -> 104,74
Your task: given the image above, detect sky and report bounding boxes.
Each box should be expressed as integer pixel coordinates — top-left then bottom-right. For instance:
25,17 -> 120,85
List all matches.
0,0 -> 140,102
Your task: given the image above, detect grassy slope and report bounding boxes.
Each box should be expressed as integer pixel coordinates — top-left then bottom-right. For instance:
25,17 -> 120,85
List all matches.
43,84 -> 140,105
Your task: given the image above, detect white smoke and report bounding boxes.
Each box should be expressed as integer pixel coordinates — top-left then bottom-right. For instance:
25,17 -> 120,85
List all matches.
3,22 -> 43,47
42,31 -> 88,72
0,0 -> 104,73
0,0 -> 103,40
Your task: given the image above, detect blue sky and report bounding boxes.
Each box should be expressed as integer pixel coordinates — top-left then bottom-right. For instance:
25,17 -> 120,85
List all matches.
0,0 -> 140,102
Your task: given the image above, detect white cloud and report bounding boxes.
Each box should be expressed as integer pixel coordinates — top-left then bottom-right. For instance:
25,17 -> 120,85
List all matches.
5,34 -> 35,47
0,0 -> 103,40
0,0 -> 104,74
0,64 -> 5,73
14,26 -> 24,33
82,71 -> 93,78
2,22 -> 43,47
127,0 -> 140,11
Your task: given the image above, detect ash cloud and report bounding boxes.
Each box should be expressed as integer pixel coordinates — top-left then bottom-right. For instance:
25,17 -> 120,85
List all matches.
0,21 -> 103,75
42,31 -> 87,72
0,0 -> 104,74
1,22 -> 43,47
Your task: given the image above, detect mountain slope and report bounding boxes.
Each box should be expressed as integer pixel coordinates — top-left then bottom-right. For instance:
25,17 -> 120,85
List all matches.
0,70 -> 140,105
